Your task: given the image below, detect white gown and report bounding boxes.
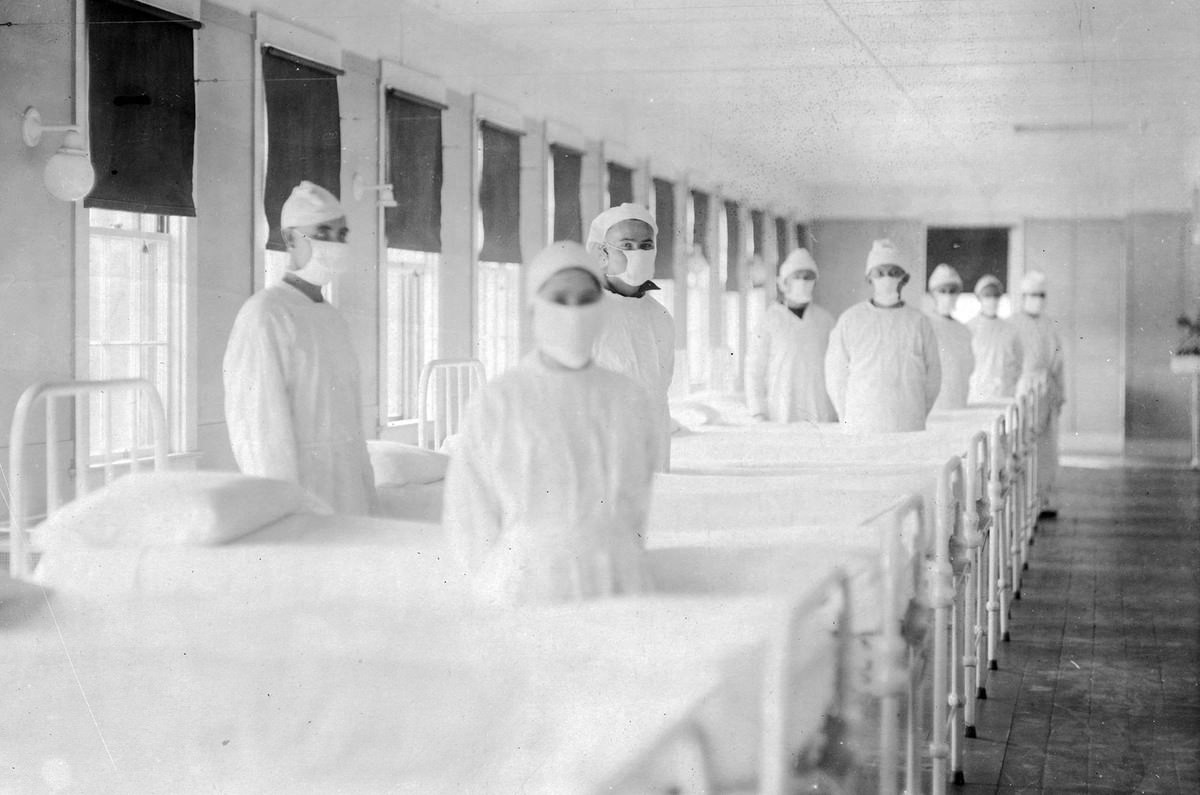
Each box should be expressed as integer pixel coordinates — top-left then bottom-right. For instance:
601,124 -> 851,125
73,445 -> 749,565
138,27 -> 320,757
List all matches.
1011,312 -> 1065,507
745,303 -> 837,422
928,314 -> 975,411
222,283 -> 376,515
593,290 -> 675,471
967,314 -> 1023,402
442,353 -> 658,606
824,301 -> 942,433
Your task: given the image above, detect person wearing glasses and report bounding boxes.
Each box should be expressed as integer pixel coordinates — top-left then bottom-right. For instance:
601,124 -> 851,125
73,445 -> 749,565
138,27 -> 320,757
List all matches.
1012,269 -> 1064,518
223,181 -> 376,515
824,239 -> 942,432
925,264 -> 975,410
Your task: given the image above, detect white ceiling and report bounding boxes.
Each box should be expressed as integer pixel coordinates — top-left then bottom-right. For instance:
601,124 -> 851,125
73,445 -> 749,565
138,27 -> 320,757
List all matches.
234,0 -> 1200,217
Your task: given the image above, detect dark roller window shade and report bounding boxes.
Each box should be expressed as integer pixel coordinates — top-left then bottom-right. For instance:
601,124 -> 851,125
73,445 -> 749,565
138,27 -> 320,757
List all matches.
774,217 -> 788,272
750,210 -> 765,256
653,177 -> 675,280
550,144 -> 583,243
692,190 -> 710,258
85,0 -> 197,216
926,227 -> 1010,291
795,223 -> 808,250
725,201 -> 742,291
478,123 -> 522,263
385,92 -> 442,253
607,162 -> 633,207
262,48 -> 341,251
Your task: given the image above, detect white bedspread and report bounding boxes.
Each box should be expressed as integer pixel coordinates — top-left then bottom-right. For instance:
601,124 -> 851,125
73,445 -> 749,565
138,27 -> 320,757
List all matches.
1,584 -> 834,793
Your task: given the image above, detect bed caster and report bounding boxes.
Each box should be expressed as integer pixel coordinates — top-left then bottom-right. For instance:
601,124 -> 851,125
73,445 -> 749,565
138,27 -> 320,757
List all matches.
978,685 -> 989,697
965,725 -> 977,739
1003,631 -> 1010,642
953,770 -> 965,785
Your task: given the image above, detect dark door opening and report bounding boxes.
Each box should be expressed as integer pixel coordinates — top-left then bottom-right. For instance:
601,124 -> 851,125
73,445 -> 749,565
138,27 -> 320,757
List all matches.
926,227 -> 1011,291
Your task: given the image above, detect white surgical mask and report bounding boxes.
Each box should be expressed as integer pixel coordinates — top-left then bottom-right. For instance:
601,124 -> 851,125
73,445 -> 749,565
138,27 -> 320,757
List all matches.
933,292 -> 958,317
979,296 -> 1000,317
532,297 -> 605,369
783,279 -> 815,305
872,276 -> 903,307
1023,295 -> 1045,317
293,238 -> 352,287
607,247 -> 656,286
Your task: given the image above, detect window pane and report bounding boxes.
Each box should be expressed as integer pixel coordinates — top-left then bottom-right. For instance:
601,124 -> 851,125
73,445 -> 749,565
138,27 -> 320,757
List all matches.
476,261 -> 521,378
385,249 -> 440,421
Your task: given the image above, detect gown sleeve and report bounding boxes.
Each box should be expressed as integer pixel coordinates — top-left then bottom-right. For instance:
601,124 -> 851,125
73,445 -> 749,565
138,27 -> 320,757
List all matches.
824,315 -> 849,419
441,395 -> 504,576
745,310 -> 771,417
920,315 -> 943,415
222,299 -> 301,483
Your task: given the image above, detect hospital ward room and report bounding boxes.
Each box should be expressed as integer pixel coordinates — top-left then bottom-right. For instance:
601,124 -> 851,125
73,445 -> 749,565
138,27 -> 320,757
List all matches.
2,1 -> 1200,793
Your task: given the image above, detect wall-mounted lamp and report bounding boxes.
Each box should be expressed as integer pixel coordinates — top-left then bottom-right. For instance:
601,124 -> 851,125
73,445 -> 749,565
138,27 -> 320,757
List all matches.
351,172 -> 398,208
22,106 -> 96,202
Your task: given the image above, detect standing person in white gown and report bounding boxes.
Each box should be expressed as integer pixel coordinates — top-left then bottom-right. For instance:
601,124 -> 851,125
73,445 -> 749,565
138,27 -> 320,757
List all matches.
967,275 -> 1023,402
587,203 -> 675,471
1011,270 -> 1065,517
925,264 -> 975,411
222,181 -> 376,515
825,239 -> 942,432
442,241 -> 658,606
745,248 -> 837,423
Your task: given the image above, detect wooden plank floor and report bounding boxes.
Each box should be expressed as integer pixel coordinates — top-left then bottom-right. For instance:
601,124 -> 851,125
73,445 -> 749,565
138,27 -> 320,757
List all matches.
960,465 -> 1200,794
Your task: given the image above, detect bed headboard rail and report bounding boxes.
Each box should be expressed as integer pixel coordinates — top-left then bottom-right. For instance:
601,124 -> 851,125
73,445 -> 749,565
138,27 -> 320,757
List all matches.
7,378 -> 169,578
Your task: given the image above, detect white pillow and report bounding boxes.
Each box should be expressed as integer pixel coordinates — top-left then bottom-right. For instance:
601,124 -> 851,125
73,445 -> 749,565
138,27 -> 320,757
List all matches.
367,440 -> 450,486
34,472 -> 312,548
670,401 -> 723,428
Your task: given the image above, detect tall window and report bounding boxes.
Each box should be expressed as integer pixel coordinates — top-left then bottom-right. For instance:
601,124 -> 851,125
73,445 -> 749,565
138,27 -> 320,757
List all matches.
84,0 -> 199,456
548,144 -> 583,243
261,46 -> 342,288
477,122 -> 523,378
606,162 -> 634,207
774,216 -> 789,290
384,92 -> 444,421
652,177 -> 677,318
687,190 -> 712,390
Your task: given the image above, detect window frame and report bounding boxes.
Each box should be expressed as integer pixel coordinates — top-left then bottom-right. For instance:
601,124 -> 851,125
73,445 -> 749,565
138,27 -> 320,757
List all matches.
72,0 -> 199,460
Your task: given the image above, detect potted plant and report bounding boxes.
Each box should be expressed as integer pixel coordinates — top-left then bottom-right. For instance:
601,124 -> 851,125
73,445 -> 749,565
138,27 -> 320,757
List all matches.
1171,313 -> 1200,374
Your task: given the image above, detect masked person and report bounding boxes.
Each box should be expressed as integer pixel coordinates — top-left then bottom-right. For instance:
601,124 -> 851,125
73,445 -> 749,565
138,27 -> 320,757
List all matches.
967,275 -> 1023,402
1011,270 -> 1065,517
745,248 -> 837,423
222,181 -> 376,515
825,239 -> 942,432
925,264 -> 975,411
442,241 -> 658,606
587,203 -> 675,471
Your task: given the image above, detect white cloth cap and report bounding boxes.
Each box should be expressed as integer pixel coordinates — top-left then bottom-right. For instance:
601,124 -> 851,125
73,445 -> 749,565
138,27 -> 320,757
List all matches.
280,181 -> 344,229
586,203 -> 658,252
928,263 -> 962,290
974,274 -> 1003,295
865,239 -> 905,275
779,248 -> 819,280
1019,270 -> 1048,293
527,241 -> 604,300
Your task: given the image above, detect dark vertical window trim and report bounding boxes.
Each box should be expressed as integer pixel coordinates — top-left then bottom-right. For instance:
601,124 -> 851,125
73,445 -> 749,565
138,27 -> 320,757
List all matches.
85,0 -> 198,216
725,200 -> 742,291
550,144 -> 583,243
692,190 -> 710,259
607,162 -> 634,207
261,47 -> 341,251
385,92 -> 443,253
653,177 -> 676,280
478,122 -> 522,263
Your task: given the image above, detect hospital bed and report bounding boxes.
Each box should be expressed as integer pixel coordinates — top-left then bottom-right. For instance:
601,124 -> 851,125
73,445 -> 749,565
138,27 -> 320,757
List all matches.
5,378 -> 859,793
650,462 -> 970,795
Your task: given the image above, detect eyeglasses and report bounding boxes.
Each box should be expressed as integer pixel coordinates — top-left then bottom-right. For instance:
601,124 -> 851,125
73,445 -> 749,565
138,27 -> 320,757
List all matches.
869,266 -> 906,279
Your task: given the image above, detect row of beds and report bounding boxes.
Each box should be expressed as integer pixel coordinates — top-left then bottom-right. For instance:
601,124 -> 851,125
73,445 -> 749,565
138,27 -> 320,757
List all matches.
0,370 -> 1049,794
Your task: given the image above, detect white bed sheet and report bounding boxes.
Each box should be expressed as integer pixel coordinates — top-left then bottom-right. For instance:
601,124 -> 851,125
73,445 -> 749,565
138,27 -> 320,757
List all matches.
34,512 -> 456,608
376,480 -> 444,522
1,583 -> 834,793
